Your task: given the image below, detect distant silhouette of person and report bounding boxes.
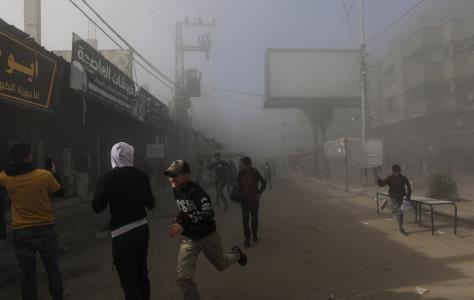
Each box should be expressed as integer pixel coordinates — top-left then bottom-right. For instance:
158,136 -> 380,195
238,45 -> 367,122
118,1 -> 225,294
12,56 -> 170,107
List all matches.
238,157 -> 266,248
208,152 -> 230,211
263,161 -> 273,190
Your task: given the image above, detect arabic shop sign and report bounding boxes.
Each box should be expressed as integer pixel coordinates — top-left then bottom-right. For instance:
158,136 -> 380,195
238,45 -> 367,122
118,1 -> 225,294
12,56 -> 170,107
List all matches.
139,88 -> 169,127
70,33 -> 137,113
0,30 -> 57,109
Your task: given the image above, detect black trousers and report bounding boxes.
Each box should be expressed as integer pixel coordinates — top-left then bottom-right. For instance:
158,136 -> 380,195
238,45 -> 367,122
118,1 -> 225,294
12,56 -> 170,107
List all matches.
112,224 -> 150,300
241,204 -> 259,241
0,194 -> 6,240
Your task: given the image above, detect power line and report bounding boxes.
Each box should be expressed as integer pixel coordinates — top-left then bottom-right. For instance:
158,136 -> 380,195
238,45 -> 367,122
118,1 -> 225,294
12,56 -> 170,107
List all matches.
342,0 -> 357,45
79,0 -> 175,87
67,0 -> 175,91
348,0 -> 357,15
201,84 -> 265,98
141,0 -> 174,41
367,0 -> 426,44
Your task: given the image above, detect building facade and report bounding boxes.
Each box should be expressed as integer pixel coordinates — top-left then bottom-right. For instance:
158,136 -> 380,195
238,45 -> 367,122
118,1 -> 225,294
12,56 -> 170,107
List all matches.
370,10 -> 474,177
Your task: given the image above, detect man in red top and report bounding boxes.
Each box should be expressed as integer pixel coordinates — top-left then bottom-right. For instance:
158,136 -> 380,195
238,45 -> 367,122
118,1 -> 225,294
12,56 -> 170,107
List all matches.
237,157 -> 266,248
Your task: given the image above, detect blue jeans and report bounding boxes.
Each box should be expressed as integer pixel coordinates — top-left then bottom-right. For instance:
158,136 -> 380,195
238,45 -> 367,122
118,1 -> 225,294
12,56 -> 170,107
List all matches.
13,224 -> 63,300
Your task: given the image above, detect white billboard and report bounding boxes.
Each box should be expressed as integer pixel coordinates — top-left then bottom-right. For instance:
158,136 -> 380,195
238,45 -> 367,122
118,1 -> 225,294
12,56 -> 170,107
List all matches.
265,49 -> 361,105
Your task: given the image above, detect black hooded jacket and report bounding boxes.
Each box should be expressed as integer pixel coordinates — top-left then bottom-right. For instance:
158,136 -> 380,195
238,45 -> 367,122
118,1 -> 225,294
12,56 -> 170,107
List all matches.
92,167 -> 155,231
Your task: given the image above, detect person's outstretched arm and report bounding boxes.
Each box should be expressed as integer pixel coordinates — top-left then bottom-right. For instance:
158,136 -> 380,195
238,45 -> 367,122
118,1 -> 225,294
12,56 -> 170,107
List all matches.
377,176 -> 390,187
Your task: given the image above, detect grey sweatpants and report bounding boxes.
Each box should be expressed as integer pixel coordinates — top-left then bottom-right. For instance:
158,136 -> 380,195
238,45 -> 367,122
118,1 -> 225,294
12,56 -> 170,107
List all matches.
176,231 -> 240,300
390,197 -> 403,229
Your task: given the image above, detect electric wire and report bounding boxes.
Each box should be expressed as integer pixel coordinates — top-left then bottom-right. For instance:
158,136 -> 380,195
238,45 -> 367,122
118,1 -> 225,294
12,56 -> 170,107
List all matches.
342,0 -> 357,45
80,0 -> 175,87
67,0 -> 175,91
367,0 -> 426,44
201,85 -> 265,98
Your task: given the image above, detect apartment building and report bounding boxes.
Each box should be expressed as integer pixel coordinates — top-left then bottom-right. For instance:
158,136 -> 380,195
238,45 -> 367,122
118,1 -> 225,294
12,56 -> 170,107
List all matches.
370,11 -> 474,176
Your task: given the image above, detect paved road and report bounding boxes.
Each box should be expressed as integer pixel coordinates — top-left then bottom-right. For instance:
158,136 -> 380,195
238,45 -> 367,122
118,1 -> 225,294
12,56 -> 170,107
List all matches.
1,178 -> 474,299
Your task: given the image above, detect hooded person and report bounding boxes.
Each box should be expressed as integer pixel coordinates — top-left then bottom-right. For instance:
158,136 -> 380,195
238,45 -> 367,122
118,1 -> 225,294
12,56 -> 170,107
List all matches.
92,142 -> 155,300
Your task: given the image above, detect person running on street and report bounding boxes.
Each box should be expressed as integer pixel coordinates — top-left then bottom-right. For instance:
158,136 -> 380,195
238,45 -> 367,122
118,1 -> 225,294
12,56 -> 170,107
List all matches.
237,157 -> 267,248
377,164 -> 412,236
92,142 -> 155,300
263,161 -> 273,190
0,143 -> 64,300
226,160 -> 238,195
208,152 -> 230,211
164,160 -> 247,300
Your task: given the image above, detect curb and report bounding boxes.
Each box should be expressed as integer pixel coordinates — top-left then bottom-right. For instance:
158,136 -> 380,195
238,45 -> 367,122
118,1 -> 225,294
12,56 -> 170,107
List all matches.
313,178 -> 474,227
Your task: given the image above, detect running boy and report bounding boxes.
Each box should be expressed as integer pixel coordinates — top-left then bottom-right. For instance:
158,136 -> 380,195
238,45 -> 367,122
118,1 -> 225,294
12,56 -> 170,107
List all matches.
377,164 -> 412,235
164,160 -> 247,300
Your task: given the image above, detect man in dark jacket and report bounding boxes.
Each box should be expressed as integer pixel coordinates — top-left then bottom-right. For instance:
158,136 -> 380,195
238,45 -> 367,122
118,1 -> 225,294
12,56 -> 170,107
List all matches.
238,157 -> 267,248
208,152 -> 230,210
377,164 -> 412,235
92,142 -> 155,300
165,160 -> 247,300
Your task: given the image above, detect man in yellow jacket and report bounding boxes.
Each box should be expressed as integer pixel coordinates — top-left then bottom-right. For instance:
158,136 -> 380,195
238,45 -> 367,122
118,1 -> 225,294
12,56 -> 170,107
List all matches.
0,143 -> 63,300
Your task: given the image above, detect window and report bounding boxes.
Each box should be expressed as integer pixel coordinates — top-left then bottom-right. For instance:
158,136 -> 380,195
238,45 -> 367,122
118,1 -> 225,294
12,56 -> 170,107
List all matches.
442,44 -> 450,59
452,41 -> 465,56
384,95 -> 397,113
466,36 -> 474,53
383,65 -> 396,83
442,80 -> 466,97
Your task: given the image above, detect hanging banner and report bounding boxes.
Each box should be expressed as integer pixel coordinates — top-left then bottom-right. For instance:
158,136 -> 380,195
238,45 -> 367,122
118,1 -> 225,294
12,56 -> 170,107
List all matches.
324,138 -> 346,158
70,33 -> 137,114
0,30 -> 57,110
146,143 -> 165,159
140,88 -> 169,127
325,138 -> 383,168
347,138 -> 383,168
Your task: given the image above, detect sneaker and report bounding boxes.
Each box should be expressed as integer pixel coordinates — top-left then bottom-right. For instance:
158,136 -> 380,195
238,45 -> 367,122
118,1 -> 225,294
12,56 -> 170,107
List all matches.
399,228 -> 409,236
380,199 -> 388,210
232,246 -> 248,266
244,240 -> 251,248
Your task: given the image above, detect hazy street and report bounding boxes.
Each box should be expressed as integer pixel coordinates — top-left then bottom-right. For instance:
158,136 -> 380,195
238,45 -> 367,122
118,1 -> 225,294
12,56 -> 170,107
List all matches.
1,178 -> 473,299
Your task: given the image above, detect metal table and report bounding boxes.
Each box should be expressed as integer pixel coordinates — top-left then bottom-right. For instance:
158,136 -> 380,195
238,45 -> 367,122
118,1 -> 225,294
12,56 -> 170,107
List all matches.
375,193 -> 457,235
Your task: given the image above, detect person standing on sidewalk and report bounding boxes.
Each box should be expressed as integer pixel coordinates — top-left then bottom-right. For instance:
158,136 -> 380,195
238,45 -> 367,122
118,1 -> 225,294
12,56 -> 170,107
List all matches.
237,157 -> 267,248
0,143 -> 64,300
377,164 -> 412,236
92,142 -> 155,300
164,160 -> 247,300
208,152 -> 230,211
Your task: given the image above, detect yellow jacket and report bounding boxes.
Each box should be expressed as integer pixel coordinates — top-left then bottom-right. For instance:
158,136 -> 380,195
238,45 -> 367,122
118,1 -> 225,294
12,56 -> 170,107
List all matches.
0,163 -> 60,229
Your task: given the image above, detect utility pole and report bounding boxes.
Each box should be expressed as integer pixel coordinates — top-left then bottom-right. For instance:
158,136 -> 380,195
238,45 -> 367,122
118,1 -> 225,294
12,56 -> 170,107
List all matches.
360,0 -> 369,185
174,18 -> 215,161
360,0 -> 367,142
24,0 -> 41,44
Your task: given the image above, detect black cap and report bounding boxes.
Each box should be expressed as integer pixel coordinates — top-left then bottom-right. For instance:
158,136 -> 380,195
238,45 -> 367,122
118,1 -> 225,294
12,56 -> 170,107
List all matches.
164,160 -> 191,176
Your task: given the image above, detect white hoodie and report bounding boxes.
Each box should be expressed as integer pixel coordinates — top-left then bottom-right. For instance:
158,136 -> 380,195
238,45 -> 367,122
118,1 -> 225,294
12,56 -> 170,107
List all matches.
111,142 -> 134,168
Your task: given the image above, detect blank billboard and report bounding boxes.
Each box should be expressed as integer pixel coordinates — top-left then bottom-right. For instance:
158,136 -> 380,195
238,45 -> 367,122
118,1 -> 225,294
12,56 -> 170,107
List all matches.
265,49 -> 361,103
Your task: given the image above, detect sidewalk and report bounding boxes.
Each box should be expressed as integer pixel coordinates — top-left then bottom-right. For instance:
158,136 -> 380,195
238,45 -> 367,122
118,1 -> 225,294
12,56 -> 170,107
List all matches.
314,176 -> 474,224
